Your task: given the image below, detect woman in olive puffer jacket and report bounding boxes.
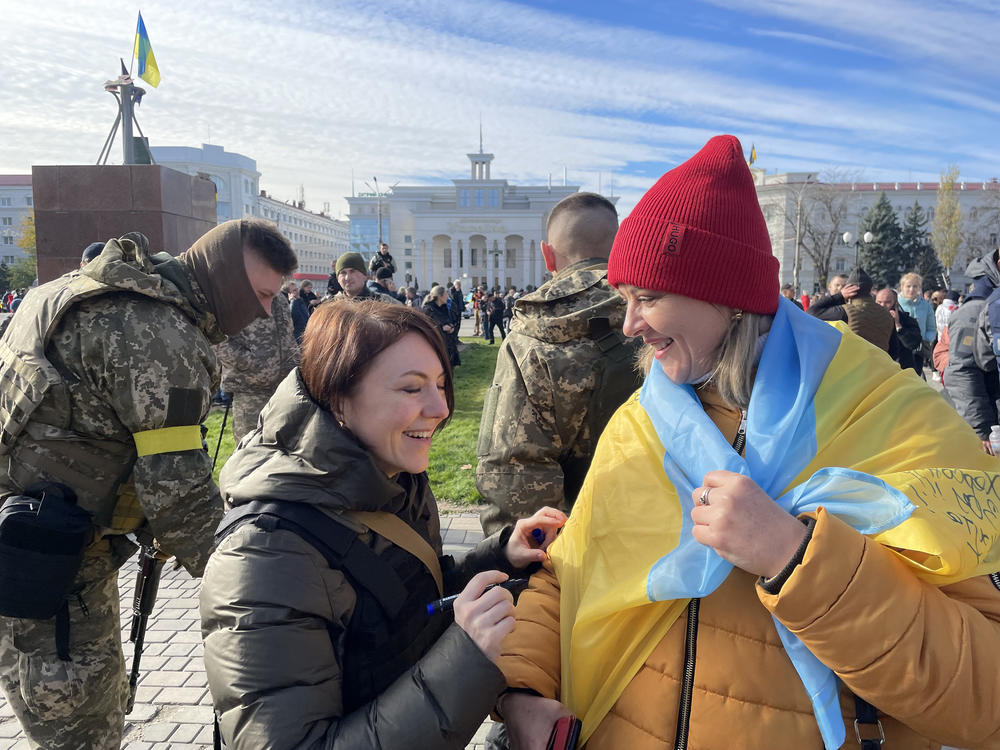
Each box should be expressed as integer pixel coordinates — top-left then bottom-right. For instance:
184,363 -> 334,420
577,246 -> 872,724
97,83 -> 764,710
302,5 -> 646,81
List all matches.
200,300 -> 564,749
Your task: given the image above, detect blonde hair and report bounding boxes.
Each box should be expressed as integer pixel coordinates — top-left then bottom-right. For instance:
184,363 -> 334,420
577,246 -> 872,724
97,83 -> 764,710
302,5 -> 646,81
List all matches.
635,311 -> 767,411
899,272 -> 922,289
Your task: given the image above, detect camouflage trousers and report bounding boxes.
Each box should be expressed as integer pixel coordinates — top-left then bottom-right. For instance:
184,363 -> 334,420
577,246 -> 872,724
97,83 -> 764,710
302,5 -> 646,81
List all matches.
0,542 -> 131,750
231,388 -> 273,444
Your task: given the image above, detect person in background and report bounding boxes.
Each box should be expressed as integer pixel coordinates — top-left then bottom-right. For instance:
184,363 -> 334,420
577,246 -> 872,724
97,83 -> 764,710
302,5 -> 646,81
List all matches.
477,191 -> 642,538
200,300 -> 565,749
368,242 -> 396,277
485,292 -> 506,345
875,287 -> 922,374
496,135 -> 1000,750
289,281 -> 310,343
473,286 -> 485,336
80,242 -> 105,268
298,280 -> 319,313
944,276 -> 999,454
780,283 -> 803,309
423,285 -> 461,367
897,272 -> 936,373
336,253 -> 399,305
326,260 -> 342,298
217,293 -> 299,441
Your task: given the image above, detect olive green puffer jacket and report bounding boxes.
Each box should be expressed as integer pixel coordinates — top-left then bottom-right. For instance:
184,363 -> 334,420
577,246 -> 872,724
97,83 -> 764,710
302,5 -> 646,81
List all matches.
200,369 -> 514,749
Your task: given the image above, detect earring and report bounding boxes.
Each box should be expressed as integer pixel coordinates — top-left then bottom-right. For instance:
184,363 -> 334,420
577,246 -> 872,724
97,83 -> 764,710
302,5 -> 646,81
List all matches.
733,310 -> 744,321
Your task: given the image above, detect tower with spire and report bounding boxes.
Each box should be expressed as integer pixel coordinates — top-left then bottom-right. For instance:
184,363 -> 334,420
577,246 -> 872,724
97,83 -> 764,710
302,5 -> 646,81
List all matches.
468,121 -> 494,180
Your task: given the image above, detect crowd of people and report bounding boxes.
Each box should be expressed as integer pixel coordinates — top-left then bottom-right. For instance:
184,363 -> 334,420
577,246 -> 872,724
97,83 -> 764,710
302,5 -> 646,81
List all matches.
1,135 -> 1000,750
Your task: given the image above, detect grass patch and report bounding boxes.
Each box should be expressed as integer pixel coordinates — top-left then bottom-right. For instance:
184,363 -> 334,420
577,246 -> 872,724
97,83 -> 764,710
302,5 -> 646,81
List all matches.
427,337 -> 499,504
204,408 -> 237,485
203,337 -> 500,501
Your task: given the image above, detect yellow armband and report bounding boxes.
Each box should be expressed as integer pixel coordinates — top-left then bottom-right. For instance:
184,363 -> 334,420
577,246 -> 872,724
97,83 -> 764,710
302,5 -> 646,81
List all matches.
132,425 -> 203,457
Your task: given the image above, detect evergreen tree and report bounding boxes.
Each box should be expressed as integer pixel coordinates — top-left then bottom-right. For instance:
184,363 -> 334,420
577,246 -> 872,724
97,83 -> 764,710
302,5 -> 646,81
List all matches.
901,201 -> 944,289
858,192 -> 906,288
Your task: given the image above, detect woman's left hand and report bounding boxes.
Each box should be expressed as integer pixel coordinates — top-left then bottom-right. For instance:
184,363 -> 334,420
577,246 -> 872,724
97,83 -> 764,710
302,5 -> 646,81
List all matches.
504,507 -> 568,569
691,470 -> 807,579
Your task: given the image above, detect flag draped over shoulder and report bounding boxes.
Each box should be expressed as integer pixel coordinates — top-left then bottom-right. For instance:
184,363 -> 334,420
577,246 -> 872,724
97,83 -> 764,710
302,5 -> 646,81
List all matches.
133,12 -> 160,88
550,297 -> 1000,746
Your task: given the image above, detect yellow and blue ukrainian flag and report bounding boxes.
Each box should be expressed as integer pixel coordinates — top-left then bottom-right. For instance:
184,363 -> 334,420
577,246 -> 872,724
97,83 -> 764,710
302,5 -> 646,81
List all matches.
133,12 -> 160,88
549,297 -> 1000,747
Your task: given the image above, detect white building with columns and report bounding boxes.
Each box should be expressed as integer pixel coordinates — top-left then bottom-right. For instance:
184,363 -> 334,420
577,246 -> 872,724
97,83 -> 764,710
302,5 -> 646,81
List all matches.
754,169 -> 1000,292
346,150 -> 588,291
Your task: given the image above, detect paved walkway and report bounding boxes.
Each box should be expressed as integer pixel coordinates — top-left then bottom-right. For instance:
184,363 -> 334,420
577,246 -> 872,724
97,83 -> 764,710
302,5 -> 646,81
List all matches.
0,514 -> 496,749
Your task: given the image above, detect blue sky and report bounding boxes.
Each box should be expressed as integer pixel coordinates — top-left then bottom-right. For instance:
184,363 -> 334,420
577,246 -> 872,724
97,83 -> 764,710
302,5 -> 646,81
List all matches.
2,0 -> 998,216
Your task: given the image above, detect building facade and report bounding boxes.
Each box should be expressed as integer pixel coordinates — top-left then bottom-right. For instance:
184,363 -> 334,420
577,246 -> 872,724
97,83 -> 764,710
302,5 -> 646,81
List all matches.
258,193 -> 348,279
0,175 -> 33,266
150,144 -> 260,223
346,150 -> 586,291
754,169 -> 1000,292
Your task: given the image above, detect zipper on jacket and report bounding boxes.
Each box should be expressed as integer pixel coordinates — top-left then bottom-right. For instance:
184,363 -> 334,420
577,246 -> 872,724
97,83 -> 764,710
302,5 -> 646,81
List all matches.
990,572 -> 1000,592
673,598 -> 700,750
732,410 -> 747,455
673,418 -> 746,749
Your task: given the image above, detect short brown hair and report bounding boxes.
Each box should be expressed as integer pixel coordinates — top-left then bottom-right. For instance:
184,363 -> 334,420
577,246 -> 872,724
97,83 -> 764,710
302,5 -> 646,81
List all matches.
300,300 -> 454,429
241,218 -> 298,275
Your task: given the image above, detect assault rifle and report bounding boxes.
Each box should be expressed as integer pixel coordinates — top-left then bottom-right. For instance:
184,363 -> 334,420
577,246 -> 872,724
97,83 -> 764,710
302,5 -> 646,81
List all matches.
126,541 -> 166,713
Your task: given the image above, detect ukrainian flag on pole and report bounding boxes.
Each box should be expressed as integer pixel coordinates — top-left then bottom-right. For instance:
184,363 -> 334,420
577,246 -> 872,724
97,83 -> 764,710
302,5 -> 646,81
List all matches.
133,12 -> 160,88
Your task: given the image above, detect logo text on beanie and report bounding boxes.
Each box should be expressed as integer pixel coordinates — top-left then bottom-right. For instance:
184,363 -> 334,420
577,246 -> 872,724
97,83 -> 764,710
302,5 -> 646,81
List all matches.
661,222 -> 686,257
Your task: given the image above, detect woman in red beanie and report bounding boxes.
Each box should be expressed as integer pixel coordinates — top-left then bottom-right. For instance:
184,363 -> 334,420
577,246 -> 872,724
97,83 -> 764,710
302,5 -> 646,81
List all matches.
494,135 -> 1000,749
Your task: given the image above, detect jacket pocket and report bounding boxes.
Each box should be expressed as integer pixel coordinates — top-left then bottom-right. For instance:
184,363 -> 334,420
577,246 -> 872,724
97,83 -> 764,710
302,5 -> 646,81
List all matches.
477,385 -> 501,457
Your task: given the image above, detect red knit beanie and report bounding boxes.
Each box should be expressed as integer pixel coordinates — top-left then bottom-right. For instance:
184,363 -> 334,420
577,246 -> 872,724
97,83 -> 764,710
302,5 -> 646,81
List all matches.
608,135 -> 779,314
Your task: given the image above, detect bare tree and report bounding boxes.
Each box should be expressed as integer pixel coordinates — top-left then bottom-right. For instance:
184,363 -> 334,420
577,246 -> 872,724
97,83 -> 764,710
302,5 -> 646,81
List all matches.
782,170 -> 856,291
962,178 -> 1000,270
931,165 -> 963,288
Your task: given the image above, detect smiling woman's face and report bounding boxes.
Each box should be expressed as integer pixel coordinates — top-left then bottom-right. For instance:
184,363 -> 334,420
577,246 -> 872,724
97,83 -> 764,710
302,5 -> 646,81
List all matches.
339,332 -> 449,477
619,285 -> 733,384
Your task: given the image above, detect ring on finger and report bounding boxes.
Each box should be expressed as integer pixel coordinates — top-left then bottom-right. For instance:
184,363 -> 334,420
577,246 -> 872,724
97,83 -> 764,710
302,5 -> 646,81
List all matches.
698,488 -> 711,506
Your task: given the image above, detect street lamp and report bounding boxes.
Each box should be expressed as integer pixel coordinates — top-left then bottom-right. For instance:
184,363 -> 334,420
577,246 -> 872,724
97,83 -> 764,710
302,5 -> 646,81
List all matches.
842,231 -> 874,267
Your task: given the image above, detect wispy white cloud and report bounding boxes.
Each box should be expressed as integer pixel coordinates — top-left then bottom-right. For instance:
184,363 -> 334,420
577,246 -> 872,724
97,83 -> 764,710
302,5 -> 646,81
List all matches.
1,0 -> 998,219
746,27 -> 874,55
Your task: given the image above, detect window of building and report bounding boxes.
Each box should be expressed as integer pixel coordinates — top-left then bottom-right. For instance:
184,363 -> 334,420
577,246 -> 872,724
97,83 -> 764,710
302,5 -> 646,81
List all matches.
0,198 -> 11,207
405,261 -> 412,270
459,247 -> 464,267
3,256 -> 14,264
835,257 -> 846,272
471,248 -> 478,266
25,197 -> 32,206
991,233 -> 998,246
404,247 -> 412,256
404,235 -> 412,243
474,189 -> 485,207
1,217 -> 11,226
2,237 -> 13,245
489,189 -> 499,208
443,247 -> 452,268
506,246 -> 516,268
459,189 -> 470,208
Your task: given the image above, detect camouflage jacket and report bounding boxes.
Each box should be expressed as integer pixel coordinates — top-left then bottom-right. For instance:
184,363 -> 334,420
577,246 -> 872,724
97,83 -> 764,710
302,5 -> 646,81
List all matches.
476,259 -> 642,535
217,294 -> 299,394
0,235 -> 224,576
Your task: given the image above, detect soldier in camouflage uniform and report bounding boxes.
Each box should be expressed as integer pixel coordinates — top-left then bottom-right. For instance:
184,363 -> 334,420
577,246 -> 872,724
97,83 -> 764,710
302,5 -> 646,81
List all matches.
0,219 -> 295,749
477,193 -> 643,536
216,292 -> 299,442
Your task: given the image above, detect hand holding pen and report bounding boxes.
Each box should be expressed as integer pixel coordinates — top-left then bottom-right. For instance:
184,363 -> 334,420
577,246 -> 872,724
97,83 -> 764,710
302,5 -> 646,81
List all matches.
452,570 -> 518,664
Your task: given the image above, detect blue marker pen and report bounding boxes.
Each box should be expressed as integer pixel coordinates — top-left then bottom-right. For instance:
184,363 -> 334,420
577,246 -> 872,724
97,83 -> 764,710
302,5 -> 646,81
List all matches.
426,578 -> 530,615
531,527 -> 545,544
